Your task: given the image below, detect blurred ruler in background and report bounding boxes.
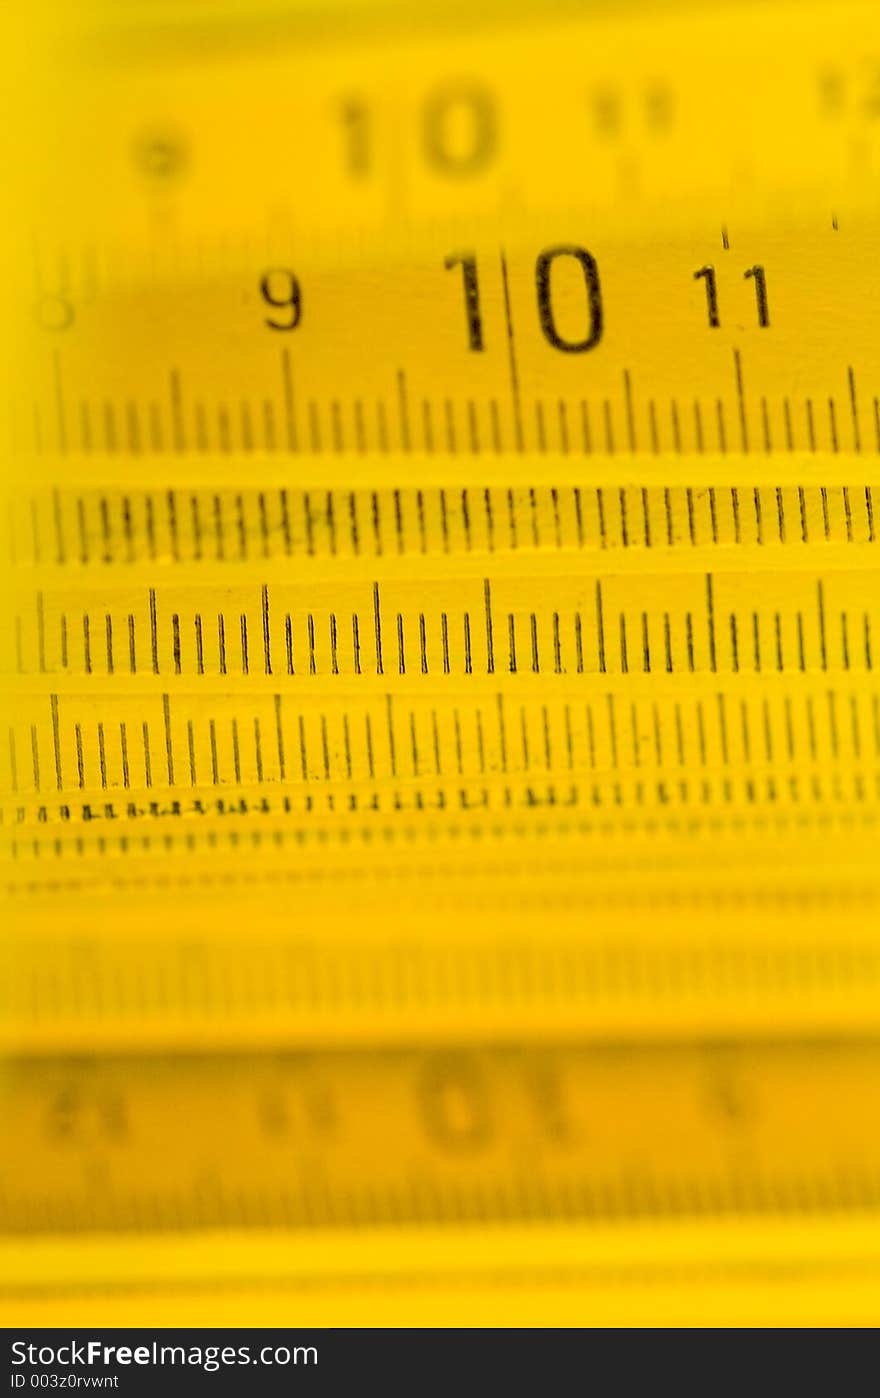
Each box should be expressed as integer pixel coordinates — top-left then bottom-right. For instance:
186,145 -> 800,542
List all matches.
11,0 -> 880,254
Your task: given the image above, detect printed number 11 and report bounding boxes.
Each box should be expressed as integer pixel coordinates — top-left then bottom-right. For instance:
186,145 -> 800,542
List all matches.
694,264 -> 769,328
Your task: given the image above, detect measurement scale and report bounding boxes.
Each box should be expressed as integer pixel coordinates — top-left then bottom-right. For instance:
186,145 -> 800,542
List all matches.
14,222 -> 880,463
9,565 -> 879,681
4,477 -> 880,1025
4,1038 -> 880,1236
13,0 -> 880,258
5,655 -> 880,1048
5,1035 -> 880,1325
8,475 -> 880,569
6,0 -> 880,1328
9,890 -> 880,1054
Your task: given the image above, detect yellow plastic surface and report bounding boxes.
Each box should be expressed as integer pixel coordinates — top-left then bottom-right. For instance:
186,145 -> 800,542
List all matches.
3,0 -> 880,1328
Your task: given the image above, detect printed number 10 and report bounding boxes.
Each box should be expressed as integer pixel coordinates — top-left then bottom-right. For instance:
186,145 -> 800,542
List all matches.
445,247 -> 604,353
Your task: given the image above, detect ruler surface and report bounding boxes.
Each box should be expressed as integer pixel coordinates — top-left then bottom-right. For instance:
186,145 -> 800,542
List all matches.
4,0 -> 880,1328
13,224 -> 880,461
11,0 -> 880,256
5,1037 -> 880,1234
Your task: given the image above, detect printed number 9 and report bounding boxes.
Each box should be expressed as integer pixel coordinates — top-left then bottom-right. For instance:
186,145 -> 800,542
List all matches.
261,269 -> 302,331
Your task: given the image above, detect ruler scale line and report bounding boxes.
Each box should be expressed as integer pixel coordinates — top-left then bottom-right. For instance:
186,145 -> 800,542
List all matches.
499,250 -> 523,453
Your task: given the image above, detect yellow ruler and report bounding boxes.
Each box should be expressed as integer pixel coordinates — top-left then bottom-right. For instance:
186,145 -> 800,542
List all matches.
2,13 -> 878,1043
5,1035 -> 880,1324
7,885 -> 880,1051
5,0 -> 880,1329
10,0 -> 880,259
4,1037 -> 880,1234
12,221 -> 880,460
